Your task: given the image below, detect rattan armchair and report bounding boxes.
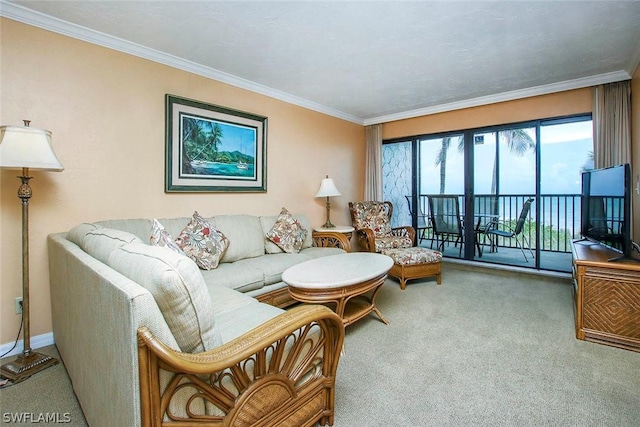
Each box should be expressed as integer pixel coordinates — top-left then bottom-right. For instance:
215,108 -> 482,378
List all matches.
348,201 -> 415,252
138,304 -> 345,427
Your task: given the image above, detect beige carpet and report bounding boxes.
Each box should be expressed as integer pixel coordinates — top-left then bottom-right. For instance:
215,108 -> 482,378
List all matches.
1,263 -> 639,426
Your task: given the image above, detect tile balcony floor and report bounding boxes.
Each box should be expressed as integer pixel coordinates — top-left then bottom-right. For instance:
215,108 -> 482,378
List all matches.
418,239 -> 574,273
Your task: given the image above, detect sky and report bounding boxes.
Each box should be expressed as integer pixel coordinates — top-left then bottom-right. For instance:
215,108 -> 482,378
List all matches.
417,120 -> 593,196
198,118 -> 257,157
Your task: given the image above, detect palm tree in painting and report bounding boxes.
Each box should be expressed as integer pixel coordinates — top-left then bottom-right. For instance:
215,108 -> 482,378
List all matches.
206,123 -> 223,159
183,118 -> 224,163
181,118 -> 202,174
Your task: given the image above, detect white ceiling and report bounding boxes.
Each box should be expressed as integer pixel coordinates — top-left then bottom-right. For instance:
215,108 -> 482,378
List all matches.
3,1 -> 640,125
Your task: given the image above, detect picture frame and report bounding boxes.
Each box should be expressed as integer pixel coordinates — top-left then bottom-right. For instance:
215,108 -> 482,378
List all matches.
165,94 -> 267,192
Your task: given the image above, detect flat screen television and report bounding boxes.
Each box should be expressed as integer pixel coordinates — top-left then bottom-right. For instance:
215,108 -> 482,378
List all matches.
580,163 -> 631,260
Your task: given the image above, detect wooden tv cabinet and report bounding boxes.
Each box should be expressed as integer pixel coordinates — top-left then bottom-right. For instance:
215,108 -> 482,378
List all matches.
571,240 -> 640,352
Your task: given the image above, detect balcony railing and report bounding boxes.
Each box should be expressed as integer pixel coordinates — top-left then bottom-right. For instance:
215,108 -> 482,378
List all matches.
411,193 -> 582,254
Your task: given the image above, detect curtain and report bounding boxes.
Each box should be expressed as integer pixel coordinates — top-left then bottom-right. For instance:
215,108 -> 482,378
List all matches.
364,124 -> 383,201
593,80 -> 632,168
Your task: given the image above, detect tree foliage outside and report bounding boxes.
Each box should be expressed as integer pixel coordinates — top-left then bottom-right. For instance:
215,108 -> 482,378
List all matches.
434,136 -> 464,194
419,218 -> 576,253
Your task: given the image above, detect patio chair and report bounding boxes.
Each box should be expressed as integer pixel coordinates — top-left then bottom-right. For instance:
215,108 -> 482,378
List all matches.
349,201 -> 415,252
487,198 -> 535,261
474,195 -> 499,254
428,195 -> 464,256
405,195 -> 431,244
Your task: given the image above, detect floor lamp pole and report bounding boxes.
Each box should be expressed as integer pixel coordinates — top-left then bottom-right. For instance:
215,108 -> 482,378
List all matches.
0,168 -> 58,383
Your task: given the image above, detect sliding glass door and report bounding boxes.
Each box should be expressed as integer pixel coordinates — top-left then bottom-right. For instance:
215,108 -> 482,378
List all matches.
418,134 -> 465,258
382,114 -> 592,273
472,127 -> 537,263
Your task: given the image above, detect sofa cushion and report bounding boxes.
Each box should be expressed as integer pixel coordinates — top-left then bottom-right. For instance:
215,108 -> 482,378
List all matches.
94,218 -> 153,241
260,213 -> 313,254
205,284 -> 262,317
214,301 -> 284,344
70,225 -> 143,265
244,252 -> 309,285
211,215 -> 265,262
108,242 -> 222,353
175,212 -> 229,270
66,223 -> 101,247
200,260 -> 264,293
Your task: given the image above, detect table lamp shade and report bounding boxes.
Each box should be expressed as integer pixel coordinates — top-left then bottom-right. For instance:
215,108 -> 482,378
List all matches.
0,125 -> 64,171
315,177 -> 341,198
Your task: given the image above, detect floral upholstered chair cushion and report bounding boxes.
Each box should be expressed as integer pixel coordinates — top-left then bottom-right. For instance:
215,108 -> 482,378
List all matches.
373,234 -> 413,252
350,201 -> 393,237
350,201 -> 413,252
382,247 -> 443,265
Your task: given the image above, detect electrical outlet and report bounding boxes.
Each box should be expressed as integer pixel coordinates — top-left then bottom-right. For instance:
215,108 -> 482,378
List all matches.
15,297 -> 23,315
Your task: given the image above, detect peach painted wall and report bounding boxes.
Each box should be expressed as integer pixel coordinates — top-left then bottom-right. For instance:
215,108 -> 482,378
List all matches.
0,19 -> 364,345
382,88 -> 592,140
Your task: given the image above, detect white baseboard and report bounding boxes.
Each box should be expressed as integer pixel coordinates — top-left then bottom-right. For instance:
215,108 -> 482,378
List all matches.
0,332 -> 55,358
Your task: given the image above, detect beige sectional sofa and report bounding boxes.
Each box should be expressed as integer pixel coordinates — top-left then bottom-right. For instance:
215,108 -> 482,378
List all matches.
47,213 -> 349,427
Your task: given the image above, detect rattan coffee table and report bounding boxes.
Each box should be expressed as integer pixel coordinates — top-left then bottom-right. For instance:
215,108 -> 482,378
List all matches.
282,253 -> 393,326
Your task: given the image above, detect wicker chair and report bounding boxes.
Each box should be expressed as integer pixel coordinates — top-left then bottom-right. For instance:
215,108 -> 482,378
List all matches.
348,201 -> 415,252
137,305 -> 345,427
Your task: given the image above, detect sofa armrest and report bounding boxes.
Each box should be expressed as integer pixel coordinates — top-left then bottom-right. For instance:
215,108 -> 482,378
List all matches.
137,304 -> 345,427
312,230 -> 351,252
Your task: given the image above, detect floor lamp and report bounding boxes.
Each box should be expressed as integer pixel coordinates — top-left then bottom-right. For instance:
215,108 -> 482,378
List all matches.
0,120 -> 63,383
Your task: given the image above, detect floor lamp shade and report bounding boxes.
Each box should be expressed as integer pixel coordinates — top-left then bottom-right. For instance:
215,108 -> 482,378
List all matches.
0,124 -> 63,171
315,176 -> 341,228
0,121 -> 63,384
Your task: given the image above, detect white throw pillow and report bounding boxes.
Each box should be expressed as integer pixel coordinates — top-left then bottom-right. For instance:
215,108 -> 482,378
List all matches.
150,218 -> 184,255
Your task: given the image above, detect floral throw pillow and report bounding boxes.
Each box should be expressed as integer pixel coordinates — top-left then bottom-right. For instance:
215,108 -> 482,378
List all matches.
266,207 -> 308,254
175,212 -> 229,270
150,219 -> 184,255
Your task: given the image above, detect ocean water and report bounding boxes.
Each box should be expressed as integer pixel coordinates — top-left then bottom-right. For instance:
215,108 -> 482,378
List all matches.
191,161 -> 254,178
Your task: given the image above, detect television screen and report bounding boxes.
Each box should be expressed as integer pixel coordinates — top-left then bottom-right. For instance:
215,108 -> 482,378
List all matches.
588,164 -> 626,197
581,164 -> 631,259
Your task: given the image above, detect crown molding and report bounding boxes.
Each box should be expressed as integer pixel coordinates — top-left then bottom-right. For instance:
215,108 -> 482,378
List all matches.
0,1 -> 364,125
363,70 -> 631,126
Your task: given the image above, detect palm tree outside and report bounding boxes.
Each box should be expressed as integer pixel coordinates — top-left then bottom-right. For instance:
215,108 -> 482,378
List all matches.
490,128 -> 536,194
434,136 -> 464,194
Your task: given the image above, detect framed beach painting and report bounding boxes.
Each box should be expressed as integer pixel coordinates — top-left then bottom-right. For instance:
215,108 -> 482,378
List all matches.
165,94 -> 267,192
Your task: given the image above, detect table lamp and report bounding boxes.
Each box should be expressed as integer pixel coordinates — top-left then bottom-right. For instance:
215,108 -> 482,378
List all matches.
0,120 -> 63,383
315,175 -> 341,228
